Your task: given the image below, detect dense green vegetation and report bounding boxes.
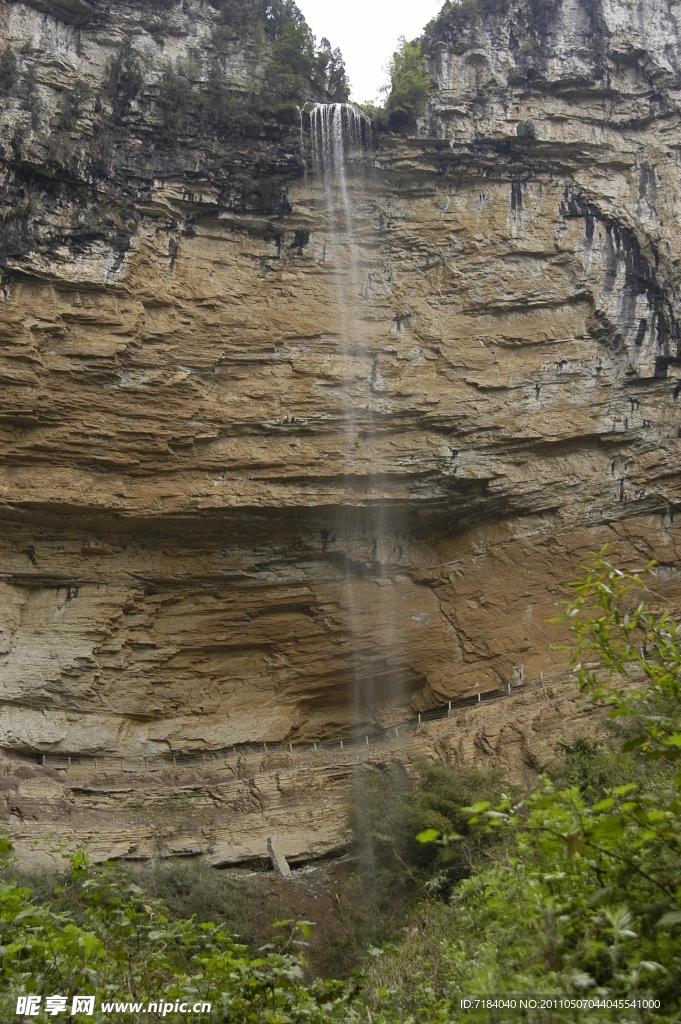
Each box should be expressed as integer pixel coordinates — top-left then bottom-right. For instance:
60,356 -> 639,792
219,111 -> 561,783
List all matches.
157,61 -> 195,137
350,761 -> 506,907
3,553 -> 680,1022
0,845 -> 356,1022
383,36 -> 432,131
103,38 -> 144,120
151,1 -> 349,141
0,43 -> 17,93
210,0 -> 349,109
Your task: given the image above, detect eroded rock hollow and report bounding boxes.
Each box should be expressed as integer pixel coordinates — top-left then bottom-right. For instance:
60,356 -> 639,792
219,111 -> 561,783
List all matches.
0,0 -> 680,861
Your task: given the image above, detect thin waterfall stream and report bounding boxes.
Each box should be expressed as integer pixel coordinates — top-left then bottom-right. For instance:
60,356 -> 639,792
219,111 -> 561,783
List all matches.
303,104 -> 393,903
299,104 -> 406,760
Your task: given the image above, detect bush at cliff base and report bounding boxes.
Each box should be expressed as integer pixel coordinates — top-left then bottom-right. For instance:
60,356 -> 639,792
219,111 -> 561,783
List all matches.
364,553 -> 681,1022
0,841 -> 359,1023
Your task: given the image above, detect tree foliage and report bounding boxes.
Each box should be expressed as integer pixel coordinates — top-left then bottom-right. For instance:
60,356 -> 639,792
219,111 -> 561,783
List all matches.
150,0 -> 349,140
263,1 -> 349,101
59,79 -> 91,131
211,0 -> 349,103
374,774 -> 680,1021
563,551 -> 681,761
0,845 -> 356,1022
384,37 -> 431,131
104,39 -> 144,119
266,10 -> 315,101
312,38 -> 349,102
157,62 -> 194,137
0,44 -> 18,94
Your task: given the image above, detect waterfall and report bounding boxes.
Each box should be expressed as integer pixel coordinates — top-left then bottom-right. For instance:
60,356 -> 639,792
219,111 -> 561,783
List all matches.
301,104 -> 404,741
302,101 -> 399,906
305,102 -> 372,176
298,106 -> 306,173
309,105 -> 365,732
302,102 -> 372,360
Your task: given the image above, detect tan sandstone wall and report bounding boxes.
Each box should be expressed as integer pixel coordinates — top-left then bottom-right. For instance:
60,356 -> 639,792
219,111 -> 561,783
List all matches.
0,0 -> 679,859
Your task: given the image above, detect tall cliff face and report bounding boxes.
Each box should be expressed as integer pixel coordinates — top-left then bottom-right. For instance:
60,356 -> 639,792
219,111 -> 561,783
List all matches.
421,0 -> 681,380
0,0 -> 680,860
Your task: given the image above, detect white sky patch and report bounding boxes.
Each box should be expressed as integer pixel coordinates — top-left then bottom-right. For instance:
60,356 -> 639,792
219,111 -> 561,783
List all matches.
295,0 -> 446,105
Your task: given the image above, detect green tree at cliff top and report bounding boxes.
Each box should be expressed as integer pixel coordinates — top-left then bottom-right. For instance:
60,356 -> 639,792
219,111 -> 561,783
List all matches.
214,0 -> 349,102
385,37 -> 431,131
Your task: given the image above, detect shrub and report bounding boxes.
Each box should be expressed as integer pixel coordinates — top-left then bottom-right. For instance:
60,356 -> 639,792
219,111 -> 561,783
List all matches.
202,63 -> 232,129
104,38 -> 144,118
157,62 -> 194,137
59,78 -> 91,130
21,64 -> 41,127
550,737 -> 620,798
346,757 -> 507,956
385,37 -> 432,131
212,0 -> 258,44
0,844 -> 354,1022
211,0 -> 263,58
200,65 -> 262,136
373,774 -> 680,1020
0,44 -> 18,94
360,102 -> 389,131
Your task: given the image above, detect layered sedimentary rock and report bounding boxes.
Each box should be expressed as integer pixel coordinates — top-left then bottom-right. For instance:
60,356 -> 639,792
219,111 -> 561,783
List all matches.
2,683 -> 604,865
0,0 -> 680,859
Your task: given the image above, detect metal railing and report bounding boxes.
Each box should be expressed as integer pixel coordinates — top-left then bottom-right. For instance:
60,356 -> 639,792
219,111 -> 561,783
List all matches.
7,681 -> 540,774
